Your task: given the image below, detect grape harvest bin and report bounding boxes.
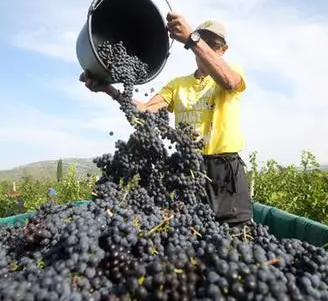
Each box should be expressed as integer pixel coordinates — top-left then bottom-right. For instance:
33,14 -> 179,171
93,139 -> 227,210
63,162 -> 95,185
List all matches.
1,201 -> 328,248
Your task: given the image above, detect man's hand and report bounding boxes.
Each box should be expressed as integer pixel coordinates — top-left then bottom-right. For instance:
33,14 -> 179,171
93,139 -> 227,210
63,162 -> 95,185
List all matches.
79,71 -> 121,100
79,71 -> 110,93
166,11 -> 192,44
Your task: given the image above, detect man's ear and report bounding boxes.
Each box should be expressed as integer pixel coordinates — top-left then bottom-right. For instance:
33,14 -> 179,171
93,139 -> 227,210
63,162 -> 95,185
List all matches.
221,44 -> 229,53
216,44 -> 228,55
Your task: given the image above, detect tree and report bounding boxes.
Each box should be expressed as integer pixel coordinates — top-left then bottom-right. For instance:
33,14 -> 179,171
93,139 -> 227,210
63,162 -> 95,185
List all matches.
57,159 -> 63,182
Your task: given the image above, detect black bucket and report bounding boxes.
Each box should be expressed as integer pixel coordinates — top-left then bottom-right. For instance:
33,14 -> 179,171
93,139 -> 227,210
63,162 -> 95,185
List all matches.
76,0 -> 172,85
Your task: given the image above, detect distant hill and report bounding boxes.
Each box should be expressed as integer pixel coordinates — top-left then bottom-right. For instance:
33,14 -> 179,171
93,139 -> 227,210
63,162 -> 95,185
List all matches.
0,158 -> 100,181
320,165 -> 328,172
1,159 -> 327,182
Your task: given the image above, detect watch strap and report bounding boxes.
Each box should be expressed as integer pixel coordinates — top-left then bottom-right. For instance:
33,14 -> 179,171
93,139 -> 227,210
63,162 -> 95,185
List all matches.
184,31 -> 200,50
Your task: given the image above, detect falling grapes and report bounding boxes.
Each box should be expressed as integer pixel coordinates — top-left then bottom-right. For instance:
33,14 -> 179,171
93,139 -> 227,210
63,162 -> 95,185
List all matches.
1,40 -> 328,301
97,41 -> 148,98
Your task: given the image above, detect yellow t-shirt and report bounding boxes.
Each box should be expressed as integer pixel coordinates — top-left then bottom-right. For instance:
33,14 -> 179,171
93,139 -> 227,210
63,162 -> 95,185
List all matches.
158,64 -> 246,155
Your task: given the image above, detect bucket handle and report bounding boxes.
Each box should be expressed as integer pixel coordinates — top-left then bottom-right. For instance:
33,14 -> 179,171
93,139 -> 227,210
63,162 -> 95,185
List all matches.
89,0 -> 173,19
88,0 -> 103,14
163,0 -> 175,52
88,0 -> 175,52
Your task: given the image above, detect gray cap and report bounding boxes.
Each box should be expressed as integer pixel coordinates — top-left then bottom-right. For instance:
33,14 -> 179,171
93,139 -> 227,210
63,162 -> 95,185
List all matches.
196,20 -> 227,42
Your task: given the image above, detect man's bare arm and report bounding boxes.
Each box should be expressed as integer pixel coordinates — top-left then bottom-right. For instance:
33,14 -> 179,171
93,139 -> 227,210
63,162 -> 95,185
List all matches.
133,95 -> 168,113
106,85 -> 168,113
190,40 -> 243,91
165,11 -> 243,91
79,72 -> 168,112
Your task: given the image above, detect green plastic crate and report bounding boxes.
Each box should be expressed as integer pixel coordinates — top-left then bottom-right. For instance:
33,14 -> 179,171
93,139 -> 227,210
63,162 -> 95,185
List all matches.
0,201 -> 90,226
1,200 -> 328,247
253,202 -> 328,247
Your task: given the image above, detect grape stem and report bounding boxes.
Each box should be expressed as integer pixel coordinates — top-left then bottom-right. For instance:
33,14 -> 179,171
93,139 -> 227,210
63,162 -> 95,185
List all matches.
131,115 -> 145,126
198,172 -> 212,182
174,268 -> 184,274
148,215 -> 174,235
119,191 -> 129,205
264,258 -> 281,265
190,226 -> 202,237
230,226 -> 254,242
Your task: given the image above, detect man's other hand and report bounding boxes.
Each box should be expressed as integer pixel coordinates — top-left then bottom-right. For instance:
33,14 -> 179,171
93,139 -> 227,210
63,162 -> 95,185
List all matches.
79,71 -> 109,93
166,11 -> 192,44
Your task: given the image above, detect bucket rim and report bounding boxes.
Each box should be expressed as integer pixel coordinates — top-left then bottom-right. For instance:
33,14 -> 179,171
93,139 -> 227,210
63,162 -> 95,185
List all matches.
87,0 -> 109,75
85,0 -> 173,85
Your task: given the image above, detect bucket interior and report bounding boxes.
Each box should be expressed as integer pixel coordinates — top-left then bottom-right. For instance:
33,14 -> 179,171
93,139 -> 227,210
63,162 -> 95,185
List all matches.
90,0 -> 170,82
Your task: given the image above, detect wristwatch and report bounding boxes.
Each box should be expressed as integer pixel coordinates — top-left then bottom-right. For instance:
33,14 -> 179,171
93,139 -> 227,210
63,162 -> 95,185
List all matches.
184,31 -> 201,50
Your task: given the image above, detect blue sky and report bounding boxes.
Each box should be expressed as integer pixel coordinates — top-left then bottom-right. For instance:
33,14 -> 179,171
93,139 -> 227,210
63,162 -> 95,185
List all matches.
0,0 -> 328,170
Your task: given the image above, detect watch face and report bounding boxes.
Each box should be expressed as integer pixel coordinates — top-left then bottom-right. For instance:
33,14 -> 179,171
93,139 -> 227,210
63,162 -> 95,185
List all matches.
191,31 -> 201,42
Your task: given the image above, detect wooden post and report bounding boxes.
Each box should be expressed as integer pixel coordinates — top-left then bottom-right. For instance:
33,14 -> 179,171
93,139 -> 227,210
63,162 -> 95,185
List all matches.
249,171 -> 255,199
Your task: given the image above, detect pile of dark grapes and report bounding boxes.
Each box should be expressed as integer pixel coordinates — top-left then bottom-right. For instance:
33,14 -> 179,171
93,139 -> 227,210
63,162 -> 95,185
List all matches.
1,41 -> 328,301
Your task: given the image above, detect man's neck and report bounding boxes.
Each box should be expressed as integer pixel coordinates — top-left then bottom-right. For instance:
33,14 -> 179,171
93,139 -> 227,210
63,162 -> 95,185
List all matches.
194,69 -> 208,79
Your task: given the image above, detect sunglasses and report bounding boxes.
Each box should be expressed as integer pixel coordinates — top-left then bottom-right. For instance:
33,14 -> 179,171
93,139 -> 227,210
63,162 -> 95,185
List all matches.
199,31 -> 226,50
205,39 -> 224,49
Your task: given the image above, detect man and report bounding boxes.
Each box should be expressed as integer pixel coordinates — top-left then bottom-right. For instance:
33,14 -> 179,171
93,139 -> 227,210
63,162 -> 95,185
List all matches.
80,12 -> 253,226
47,187 -> 57,205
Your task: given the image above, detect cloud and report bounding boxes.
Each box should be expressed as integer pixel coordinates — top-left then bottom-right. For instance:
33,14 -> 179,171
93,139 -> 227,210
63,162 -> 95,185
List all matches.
1,0 -> 89,62
0,126 -> 112,170
11,28 -> 77,62
0,97 -> 133,137
239,79 -> 328,166
0,97 -> 134,170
